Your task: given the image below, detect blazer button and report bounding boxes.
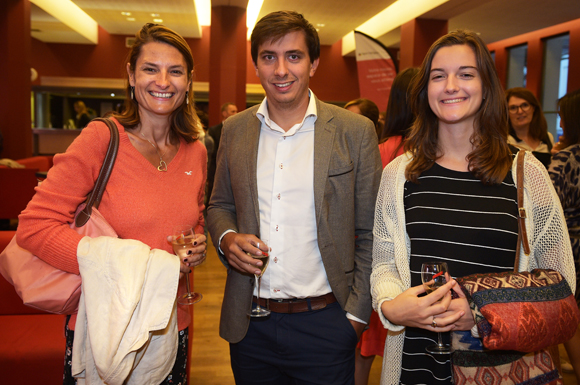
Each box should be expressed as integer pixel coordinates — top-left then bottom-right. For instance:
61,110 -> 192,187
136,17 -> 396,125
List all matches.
249,278 -> 254,284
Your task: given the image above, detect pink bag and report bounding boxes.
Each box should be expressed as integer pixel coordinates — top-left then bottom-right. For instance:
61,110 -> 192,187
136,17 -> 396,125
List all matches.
0,118 -> 119,314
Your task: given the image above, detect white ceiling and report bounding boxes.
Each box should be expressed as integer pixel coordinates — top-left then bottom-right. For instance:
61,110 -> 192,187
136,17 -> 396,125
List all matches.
30,0 -> 580,48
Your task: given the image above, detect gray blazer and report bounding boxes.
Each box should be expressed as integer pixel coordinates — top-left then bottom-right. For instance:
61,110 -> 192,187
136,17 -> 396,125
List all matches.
207,97 -> 382,343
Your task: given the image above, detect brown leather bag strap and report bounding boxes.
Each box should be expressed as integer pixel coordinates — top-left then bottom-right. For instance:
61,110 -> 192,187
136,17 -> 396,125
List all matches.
75,118 -> 120,227
515,150 -> 531,271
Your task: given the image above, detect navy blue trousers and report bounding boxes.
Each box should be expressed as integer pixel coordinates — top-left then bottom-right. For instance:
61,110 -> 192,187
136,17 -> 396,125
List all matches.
230,301 -> 358,385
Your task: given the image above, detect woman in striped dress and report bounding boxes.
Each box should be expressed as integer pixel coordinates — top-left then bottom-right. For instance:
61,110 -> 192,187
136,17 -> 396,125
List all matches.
371,30 -> 575,385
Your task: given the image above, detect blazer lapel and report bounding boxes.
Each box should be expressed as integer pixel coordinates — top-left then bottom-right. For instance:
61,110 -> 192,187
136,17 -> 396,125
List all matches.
313,99 -> 336,224
244,110 -> 262,230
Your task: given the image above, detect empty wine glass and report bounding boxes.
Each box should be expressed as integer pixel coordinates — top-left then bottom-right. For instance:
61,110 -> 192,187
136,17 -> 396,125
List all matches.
171,225 -> 202,305
249,240 -> 270,317
421,261 -> 451,354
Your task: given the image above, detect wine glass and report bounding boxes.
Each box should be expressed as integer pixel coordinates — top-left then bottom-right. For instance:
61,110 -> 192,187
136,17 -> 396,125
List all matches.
421,261 -> 451,354
249,239 -> 270,317
171,225 -> 202,305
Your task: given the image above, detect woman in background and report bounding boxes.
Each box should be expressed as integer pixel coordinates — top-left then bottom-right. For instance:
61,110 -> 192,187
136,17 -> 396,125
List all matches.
73,100 -> 91,129
17,23 -> 207,384
378,67 -> 419,167
506,87 -> 554,166
345,98 -> 382,139
548,88 -> 580,383
371,29 -> 574,384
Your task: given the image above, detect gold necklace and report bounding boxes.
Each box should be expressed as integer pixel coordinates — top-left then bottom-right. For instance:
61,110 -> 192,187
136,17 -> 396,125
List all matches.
140,131 -> 169,172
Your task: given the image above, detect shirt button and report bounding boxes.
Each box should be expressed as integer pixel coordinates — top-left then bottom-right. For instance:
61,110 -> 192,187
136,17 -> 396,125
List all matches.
277,193 -> 281,200
280,163 -> 283,169
274,257 -> 278,263
275,225 -> 279,231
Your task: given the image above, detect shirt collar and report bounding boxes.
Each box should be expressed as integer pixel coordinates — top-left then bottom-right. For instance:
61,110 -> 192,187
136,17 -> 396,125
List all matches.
257,90 -> 318,135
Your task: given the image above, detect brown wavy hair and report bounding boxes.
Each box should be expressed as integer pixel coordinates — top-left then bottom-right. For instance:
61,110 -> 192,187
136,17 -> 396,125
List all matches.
113,23 -> 201,143
344,98 -> 380,128
405,30 -> 512,185
505,87 -> 551,151
557,88 -> 580,149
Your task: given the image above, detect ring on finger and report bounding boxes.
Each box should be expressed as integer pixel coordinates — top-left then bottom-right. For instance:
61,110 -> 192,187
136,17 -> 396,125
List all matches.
431,317 -> 437,328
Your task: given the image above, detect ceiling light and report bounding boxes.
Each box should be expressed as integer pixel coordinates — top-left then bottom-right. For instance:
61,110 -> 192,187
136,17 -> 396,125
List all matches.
317,23 -> 325,27
127,17 -> 135,21
121,12 -> 131,16
151,13 -> 160,17
111,93 -> 115,97
194,0 -> 211,28
246,0 -> 265,39
153,18 -> 163,23
342,0 -> 450,55
30,0 -> 98,44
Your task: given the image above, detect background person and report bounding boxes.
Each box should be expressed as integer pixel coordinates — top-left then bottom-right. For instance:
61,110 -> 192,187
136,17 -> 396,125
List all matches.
73,100 -> 91,129
378,67 -> 419,167
16,23 -> 208,384
371,30 -> 575,385
207,102 -> 238,199
207,10 -> 382,385
345,98 -> 381,139
506,87 -> 554,167
548,88 -> 580,383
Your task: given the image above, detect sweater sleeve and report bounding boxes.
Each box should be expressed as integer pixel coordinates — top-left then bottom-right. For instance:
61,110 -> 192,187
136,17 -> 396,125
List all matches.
16,121 -> 111,274
370,155 -> 408,332
524,154 -> 576,294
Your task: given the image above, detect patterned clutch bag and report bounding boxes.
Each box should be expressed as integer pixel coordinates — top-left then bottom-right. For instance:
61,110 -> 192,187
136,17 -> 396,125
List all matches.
456,269 -> 579,352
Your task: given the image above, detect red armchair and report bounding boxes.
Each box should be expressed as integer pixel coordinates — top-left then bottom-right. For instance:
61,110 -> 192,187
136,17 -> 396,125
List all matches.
0,231 -> 66,384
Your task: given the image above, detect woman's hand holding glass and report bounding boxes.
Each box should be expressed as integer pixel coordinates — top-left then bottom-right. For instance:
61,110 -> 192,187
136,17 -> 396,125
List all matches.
169,226 -> 207,305
380,278 -> 463,331
169,232 -> 207,275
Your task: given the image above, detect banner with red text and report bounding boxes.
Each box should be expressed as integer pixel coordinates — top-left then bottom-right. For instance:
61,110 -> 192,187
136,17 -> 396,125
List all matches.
354,31 -> 397,112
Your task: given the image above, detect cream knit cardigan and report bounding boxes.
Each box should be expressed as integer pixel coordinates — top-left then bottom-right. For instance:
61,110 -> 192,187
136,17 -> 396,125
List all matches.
370,151 -> 575,385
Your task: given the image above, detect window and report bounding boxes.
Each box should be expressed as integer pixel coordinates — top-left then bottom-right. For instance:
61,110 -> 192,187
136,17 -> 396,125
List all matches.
506,44 -> 527,89
541,34 -> 569,140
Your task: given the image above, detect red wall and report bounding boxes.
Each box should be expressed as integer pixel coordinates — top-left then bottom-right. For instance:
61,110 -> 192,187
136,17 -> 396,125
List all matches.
488,18 -> 580,96
310,40 -> 359,103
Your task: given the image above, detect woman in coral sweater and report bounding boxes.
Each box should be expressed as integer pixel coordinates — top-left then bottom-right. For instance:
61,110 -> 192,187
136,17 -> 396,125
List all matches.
17,23 -> 207,384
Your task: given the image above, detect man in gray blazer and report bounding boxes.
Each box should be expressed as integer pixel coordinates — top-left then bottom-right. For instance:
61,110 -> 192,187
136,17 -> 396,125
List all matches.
207,10 -> 382,385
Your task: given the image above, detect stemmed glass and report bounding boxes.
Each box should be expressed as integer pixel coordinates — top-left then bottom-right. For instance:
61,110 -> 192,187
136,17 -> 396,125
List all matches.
249,240 -> 270,317
421,261 -> 451,354
171,225 -> 202,305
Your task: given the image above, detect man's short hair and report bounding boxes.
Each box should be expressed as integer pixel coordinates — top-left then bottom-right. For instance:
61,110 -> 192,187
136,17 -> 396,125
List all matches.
250,10 -> 320,64
221,102 -> 235,112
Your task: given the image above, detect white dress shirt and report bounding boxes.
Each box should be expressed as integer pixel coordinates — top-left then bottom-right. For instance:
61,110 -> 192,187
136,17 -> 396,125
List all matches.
255,92 -> 333,299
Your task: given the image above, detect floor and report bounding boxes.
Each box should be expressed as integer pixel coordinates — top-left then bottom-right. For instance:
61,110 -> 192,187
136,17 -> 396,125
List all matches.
189,238 -> 577,385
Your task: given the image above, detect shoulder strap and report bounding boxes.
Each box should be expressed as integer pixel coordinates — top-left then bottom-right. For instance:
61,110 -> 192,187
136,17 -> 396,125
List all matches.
75,118 -> 120,227
515,149 -> 531,271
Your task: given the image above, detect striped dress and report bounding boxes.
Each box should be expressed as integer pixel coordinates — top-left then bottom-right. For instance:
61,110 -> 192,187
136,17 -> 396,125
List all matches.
399,162 -> 518,385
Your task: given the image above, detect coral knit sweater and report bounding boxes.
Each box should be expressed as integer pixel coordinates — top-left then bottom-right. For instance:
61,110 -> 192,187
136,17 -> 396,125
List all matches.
17,118 -> 207,330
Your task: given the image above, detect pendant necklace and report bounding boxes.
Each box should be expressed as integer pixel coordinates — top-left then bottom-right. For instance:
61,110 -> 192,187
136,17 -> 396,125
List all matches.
140,131 -> 169,172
